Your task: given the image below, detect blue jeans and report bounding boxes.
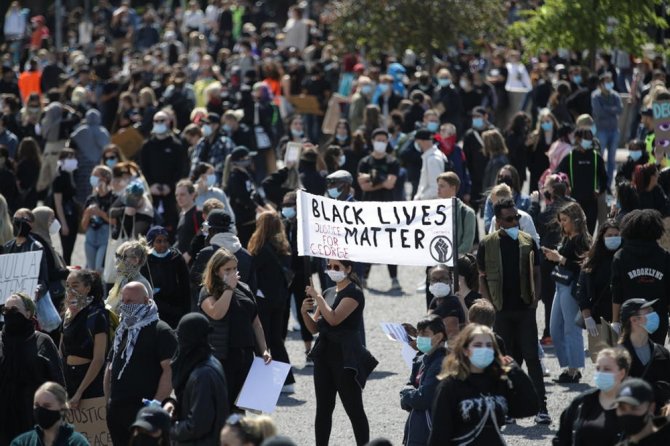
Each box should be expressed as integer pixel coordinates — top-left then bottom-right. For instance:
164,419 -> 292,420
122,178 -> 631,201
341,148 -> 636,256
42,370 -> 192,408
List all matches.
85,225 -> 109,272
550,282 -> 585,368
597,128 -> 620,185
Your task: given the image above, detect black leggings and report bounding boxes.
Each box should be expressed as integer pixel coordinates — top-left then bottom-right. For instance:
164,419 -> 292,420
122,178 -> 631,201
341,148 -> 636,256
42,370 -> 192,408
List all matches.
258,297 -> 295,385
220,347 -> 254,412
64,362 -> 105,399
313,350 -> 369,446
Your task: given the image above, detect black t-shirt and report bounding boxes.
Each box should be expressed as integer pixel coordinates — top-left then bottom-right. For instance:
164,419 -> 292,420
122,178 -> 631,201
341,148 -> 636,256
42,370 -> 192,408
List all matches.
198,285 -> 258,349
52,171 -> 77,210
477,233 -> 539,311
109,320 -> 177,405
576,404 -> 619,446
62,304 -> 108,359
357,154 -> 400,202
176,206 -> 202,254
429,295 -> 465,325
320,282 -> 365,332
84,191 -> 115,229
464,290 -> 483,309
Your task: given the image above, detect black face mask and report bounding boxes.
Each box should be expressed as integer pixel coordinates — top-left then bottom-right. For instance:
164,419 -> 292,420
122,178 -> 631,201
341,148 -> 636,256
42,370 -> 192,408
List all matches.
33,406 -> 62,430
12,218 -> 31,238
2,310 -> 34,335
618,413 -> 649,436
132,434 -> 160,446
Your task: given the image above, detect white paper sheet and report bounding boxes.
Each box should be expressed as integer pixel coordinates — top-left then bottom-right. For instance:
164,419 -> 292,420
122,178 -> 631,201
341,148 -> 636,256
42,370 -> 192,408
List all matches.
380,322 -> 409,343
402,342 -> 417,370
235,358 -> 291,413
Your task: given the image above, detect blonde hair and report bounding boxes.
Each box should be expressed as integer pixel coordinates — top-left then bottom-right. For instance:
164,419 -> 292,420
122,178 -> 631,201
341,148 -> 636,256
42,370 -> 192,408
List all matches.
490,183 -> 513,203
0,194 -> 12,245
575,114 -> 594,129
138,87 -> 157,108
202,248 -> 238,297
36,381 -> 68,408
482,129 -> 508,158
438,324 -> 508,380
117,239 -> 149,267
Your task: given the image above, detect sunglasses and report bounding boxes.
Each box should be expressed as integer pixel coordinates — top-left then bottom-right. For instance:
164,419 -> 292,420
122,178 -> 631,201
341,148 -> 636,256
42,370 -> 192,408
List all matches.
502,214 -> 521,223
104,156 -> 117,161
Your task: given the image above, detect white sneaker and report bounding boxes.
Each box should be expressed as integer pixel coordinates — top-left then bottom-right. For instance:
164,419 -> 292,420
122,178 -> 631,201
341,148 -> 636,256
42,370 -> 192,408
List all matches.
281,384 -> 295,394
541,358 -> 550,377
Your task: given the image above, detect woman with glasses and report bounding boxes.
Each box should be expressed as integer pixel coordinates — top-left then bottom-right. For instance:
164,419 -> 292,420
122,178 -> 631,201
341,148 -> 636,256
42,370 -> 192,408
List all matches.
200,247 -> 271,412
60,269 -> 109,408
105,239 -> 153,313
302,258 -> 378,446
542,202 -> 591,383
0,293 -> 64,445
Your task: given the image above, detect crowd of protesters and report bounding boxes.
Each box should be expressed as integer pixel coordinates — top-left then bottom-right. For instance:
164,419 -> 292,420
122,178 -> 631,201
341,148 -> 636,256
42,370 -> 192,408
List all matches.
3,0 -> 670,445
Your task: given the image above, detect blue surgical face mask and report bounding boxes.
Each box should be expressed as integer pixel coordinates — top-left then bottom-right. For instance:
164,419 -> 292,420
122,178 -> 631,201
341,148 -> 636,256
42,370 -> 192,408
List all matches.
89,175 -> 100,188
361,85 -> 372,95
629,150 -> 643,161
594,371 -> 616,392
504,226 -> 519,240
426,122 -> 439,133
202,124 -> 212,137
327,187 -> 341,199
335,134 -> 348,142
281,207 -> 296,219
580,139 -> 593,150
152,123 -> 168,134
416,336 -> 433,354
438,78 -> 451,87
338,154 -> 346,167
604,81 -> 614,91
291,128 -> 303,138
378,83 -> 390,94
206,174 -> 217,187
591,124 -> 597,136
644,311 -> 660,334
222,123 -> 232,133
105,158 -> 117,168
150,248 -> 170,258
472,117 -> 484,129
469,347 -> 495,369
572,75 -> 582,85
541,121 -> 553,131
604,235 -> 621,251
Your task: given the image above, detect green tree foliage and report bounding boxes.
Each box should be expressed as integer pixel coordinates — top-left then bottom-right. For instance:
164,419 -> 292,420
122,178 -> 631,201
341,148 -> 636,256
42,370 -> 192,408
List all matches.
510,0 -> 667,59
330,0 -> 505,60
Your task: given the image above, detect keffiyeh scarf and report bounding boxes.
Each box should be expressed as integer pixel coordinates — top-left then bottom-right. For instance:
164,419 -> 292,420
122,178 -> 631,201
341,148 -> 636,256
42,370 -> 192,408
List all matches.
111,300 -> 159,379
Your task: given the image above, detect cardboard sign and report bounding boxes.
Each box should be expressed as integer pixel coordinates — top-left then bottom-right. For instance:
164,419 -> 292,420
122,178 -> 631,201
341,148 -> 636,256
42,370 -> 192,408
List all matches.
296,191 -> 456,266
0,251 -> 42,304
287,95 -> 323,116
653,100 -> 670,157
64,397 -> 111,446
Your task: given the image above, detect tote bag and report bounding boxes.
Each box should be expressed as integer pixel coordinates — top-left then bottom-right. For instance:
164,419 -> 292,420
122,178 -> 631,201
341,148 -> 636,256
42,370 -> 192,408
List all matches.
102,215 -> 132,283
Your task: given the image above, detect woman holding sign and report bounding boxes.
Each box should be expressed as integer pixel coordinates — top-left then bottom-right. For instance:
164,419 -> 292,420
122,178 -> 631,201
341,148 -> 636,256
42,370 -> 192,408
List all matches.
302,259 -> 378,446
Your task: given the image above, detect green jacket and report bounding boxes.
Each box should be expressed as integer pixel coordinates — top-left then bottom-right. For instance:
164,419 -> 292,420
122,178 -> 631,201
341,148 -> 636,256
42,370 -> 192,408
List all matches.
455,198 -> 476,255
10,424 -> 89,446
481,230 -> 535,311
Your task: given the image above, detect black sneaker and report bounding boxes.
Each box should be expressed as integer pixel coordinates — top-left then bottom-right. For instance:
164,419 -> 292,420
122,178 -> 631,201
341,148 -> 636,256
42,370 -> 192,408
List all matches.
534,409 -> 551,424
552,371 -> 582,384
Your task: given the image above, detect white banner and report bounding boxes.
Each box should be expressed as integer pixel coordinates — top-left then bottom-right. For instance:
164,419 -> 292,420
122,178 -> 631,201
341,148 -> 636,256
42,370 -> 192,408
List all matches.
297,191 -> 455,266
0,251 -> 43,304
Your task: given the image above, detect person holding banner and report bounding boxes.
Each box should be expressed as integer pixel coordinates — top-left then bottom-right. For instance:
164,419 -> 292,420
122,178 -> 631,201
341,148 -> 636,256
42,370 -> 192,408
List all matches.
9,382 -> 88,446
0,293 -> 65,445
61,269 -> 109,407
302,259 -> 378,446
357,128 -> 401,291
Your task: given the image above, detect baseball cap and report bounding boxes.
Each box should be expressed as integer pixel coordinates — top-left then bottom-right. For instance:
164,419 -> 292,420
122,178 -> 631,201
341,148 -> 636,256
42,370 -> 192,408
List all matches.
326,170 -> 353,185
615,378 -> 654,406
230,146 -> 255,161
472,106 -> 487,117
415,129 -> 434,141
202,112 -> 221,124
620,298 -> 658,324
130,407 -> 171,434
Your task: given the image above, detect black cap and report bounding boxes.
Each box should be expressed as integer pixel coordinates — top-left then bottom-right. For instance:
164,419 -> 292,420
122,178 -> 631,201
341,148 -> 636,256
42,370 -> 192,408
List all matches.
621,298 -> 658,324
326,170 -> 353,185
415,129 -> 434,141
206,209 -> 232,232
130,407 -> 171,434
472,106 -> 487,117
641,107 -> 653,117
371,128 -> 389,139
204,112 -> 221,124
615,378 -> 654,406
230,146 -> 251,161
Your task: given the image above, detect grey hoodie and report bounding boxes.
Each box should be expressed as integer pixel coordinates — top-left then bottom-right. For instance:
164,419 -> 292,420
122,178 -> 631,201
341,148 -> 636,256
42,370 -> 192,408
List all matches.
209,232 -> 242,253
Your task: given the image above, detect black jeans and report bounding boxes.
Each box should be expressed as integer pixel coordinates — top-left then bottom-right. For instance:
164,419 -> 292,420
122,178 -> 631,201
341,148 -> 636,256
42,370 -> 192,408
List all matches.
540,256 -> 556,338
314,346 -> 369,446
107,400 -> 143,446
494,308 -> 546,407
258,297 -> 295,385
65,363 -> 105,399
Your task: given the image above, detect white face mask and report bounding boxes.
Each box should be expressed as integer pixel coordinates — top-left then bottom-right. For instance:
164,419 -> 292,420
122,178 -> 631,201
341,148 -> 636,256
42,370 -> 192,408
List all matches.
61,158 -> 78,172
373,141 -> 387,153
49,218 -> 61,235
338,154 -> 346,167
429,282 -> 451,298
325,269 -> 347,283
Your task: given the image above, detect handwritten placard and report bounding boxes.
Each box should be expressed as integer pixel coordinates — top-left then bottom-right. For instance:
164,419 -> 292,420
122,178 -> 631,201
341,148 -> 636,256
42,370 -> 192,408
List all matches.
64,397 -> 111,446
0,251 -> 42,304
